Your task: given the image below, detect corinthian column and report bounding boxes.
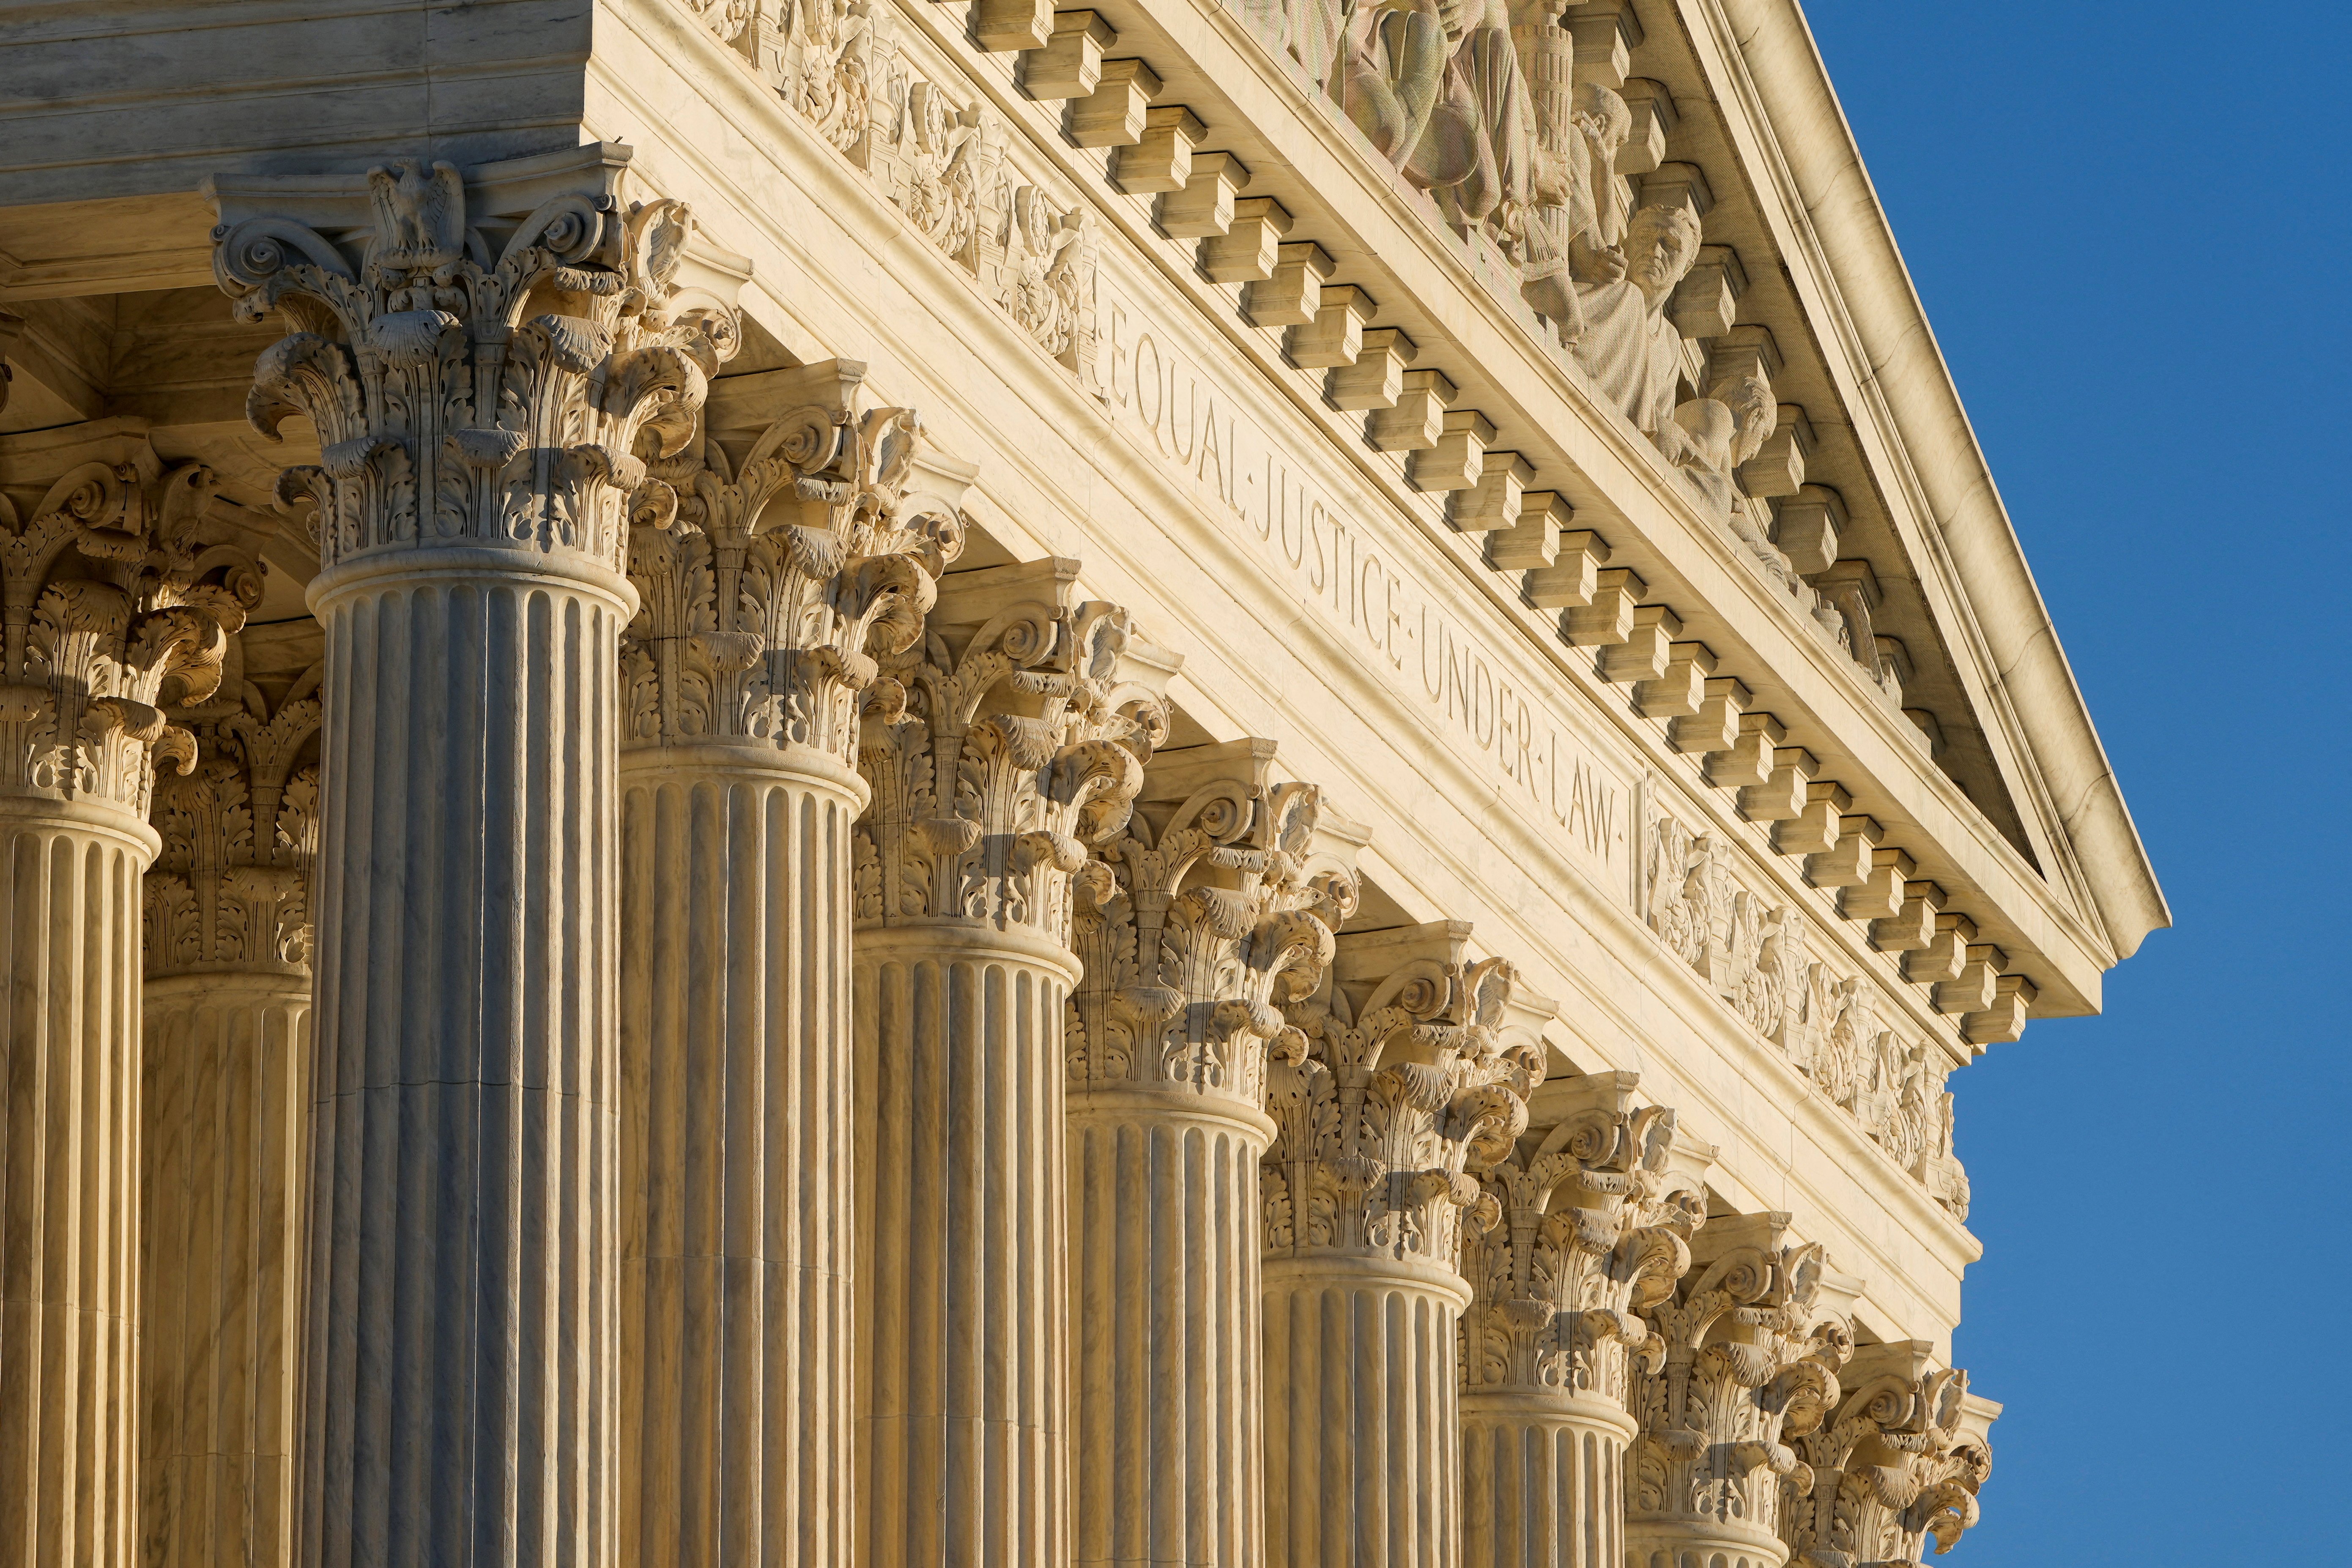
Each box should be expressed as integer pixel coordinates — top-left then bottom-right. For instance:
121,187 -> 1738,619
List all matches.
1626,1215 -> 1855,1568
1065,741 -> 1355,1568
615,362 -> 965,1567
213,148 -> 738,1567
1779,1343 -> 1993,1568
1457,1075 -> 1705,1568
1261,925 -> 1541,1568
140,635 -> 320,1568
0,429 -> 256,1568
853,559 -> 1172,1568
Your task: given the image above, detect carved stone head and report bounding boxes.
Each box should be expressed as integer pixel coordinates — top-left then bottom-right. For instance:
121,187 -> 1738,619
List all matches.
1623,204 -> 1704,306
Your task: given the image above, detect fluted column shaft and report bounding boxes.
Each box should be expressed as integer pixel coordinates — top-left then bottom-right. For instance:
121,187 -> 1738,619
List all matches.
1459,1393 -> 1633,1568
0,799 -> 149,1568
140,973 -> 311,1568
303,555 -> 627,1568
619,747 -> 860,1567
1068,1091 -> 1270,1568
1262,1257 -> 1468,1568
856,921 -> 1075,1568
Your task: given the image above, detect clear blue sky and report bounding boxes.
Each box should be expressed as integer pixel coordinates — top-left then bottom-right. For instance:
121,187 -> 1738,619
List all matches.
1798,2 -> 2352,1560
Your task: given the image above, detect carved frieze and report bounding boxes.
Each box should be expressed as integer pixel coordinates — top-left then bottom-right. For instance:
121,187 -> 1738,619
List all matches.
690,0 -> 1104,378
1262,930 -> 1540,1273
1067,744 -> 1354,1109
853,561 -> 1169,943
213,155 -> 740,578
1642,796 -> 1971,1221
624,371 -> 965,763
0,432 -> 263,821
1459,1081 -> 1706,1409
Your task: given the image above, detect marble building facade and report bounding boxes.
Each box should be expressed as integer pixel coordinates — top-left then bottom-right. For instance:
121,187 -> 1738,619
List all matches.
0,2 -> 2166,1565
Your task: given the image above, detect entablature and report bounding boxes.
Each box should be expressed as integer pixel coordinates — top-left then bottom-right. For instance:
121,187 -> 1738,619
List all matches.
590,0 -> 2119,1029
0,0 -> 2160,1028
833,0 -> 2154,1019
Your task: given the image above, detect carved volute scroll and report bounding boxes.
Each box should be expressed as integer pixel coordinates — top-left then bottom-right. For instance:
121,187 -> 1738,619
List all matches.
144,630 -> 322,980
623,362 -> 967,764
0,428 -> 263,822
1262,924 -> 1542,1276
212,149 -> 742,580
1067,739 -> 1357,1111
1780,1345 -> 1992,1568
1459,1074 -> 1707,1411
853,557 -> 1173,943
1629,1215 -> 1857,1554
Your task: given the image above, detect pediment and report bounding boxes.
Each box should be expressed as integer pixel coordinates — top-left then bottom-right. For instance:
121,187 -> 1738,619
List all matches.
1093,0 -> 2167,969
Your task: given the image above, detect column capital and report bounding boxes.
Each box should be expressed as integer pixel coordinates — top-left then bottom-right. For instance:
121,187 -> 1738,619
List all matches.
0,424 -> 265,824
1067,738 -> 1359,1112
1263,925 -> 1542,1275
145,646 -> 320,979
623,363 -> 969,766
209,145 -> 744,588
1631,1215 -> 1862,1550
1781,1344 -> 1994,1568
1461,1073 -> 1709,1406
854,557 -> 1176,944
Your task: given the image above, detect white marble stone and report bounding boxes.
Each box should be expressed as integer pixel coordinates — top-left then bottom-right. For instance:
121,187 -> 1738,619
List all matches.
140,974 -> 309,1568
0,0 -> 2171,1557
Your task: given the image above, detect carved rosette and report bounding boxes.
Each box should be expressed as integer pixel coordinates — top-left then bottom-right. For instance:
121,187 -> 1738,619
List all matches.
1067,773 -> 1350,1111
144,689 -> 321,979
1629,1237 -> 1854,1557
622,402 -> 963,765
853,590 -> 1164,944
0,451 -> 260,823
1780,1356 -> 1991,1568
1460,1102 -> 1704,1410
1262,954 -> 1538,1276
214,158 -> 738,580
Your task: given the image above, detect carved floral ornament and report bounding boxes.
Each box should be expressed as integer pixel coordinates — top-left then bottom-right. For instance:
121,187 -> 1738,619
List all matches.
1262,951 -> 1538,1272
0,448 -> 261,817
1460,1098 -> 1706,1405
682,0 -> 1101,374
212,158 -> 741,577
624,400 -> 967,762
1631,1235 -> 1853,1545
853,585 -> 1166,940
1067,769 -> 1356,1108
1643,802 -> 1971,1221
145,679 -> 322,979
1780,1356 -> 1991,1567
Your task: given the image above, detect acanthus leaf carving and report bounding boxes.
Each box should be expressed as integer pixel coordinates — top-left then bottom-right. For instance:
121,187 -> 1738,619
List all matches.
1068,752 -> 1355,1110
147,663 -> 323,978
1263,929 -> 1540,1275
854,564 -> 1170,942
1629,1220 -> 1855,1549
1780,1348 -> 1993,1568
215,154 -> 741,577
0,441 -> 265,817
623,375 -> 966,763
1460,1081 -> 1707,1410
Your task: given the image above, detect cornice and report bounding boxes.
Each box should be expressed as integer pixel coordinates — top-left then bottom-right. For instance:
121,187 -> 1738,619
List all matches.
865,0 -> 2118,1017
1697,0 -> 2168,960
581,1 -> 1985,1327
